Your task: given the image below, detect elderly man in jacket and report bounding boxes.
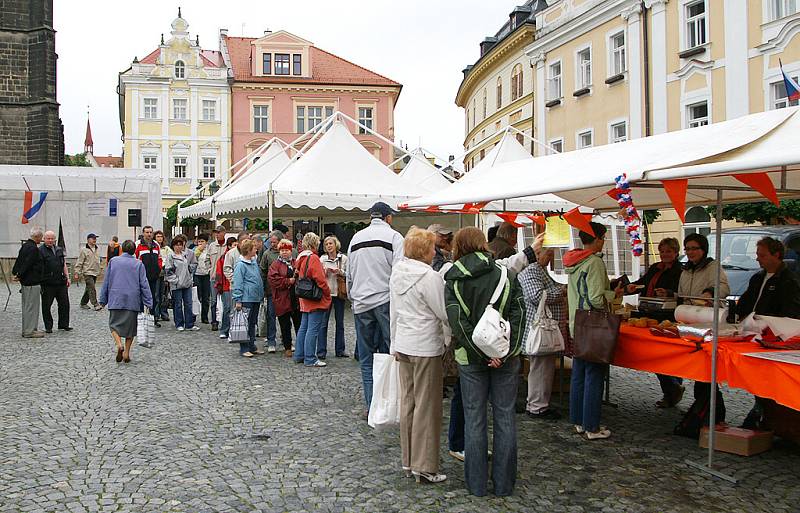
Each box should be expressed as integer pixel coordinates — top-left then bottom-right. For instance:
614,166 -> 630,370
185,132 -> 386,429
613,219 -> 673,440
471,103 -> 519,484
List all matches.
74,233 -> 102,311
40,230 -> 72,333
12,226 -> 45,338
206,226 -> 226,330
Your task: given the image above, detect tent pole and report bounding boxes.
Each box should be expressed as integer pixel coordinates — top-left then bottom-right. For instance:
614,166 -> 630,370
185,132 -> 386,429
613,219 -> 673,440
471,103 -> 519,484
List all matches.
268,189 -> 274,232
685,188 -> 736,484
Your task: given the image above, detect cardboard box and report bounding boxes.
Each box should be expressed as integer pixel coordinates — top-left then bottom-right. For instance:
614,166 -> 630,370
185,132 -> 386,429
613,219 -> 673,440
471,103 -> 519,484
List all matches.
699,424 -> 773,456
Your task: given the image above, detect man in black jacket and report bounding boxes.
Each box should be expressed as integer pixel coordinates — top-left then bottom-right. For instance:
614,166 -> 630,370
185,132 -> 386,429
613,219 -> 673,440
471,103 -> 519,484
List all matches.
12,227 -> 45,338
736,237 -> 800,429
40,230 -> 72,333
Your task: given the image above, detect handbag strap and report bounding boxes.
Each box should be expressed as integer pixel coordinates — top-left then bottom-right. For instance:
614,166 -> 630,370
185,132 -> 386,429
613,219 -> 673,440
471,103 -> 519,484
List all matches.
578,269 -> 609,313
300,254 -> 311,278
534,289 -> 549,321
453,263 -> 509,318
489,264 -> 508,306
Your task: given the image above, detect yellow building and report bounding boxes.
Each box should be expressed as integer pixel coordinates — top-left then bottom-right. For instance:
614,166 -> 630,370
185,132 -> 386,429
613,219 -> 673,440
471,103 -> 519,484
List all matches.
525,0 -> 800,251
118,10 -> 231,216
456,2 -> 548,171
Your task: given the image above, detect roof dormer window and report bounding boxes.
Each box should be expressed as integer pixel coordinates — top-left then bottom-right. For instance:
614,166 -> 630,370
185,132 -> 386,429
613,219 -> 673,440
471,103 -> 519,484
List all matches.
275,54 -> 290,75
262,53 -> 271,74
175,60 -> 185,79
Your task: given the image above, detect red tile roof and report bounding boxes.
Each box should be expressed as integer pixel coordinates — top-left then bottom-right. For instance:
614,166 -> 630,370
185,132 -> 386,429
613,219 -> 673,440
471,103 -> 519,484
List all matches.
138,48 -> 223,68
224,36 -> 401,88
94,156 -> 124,168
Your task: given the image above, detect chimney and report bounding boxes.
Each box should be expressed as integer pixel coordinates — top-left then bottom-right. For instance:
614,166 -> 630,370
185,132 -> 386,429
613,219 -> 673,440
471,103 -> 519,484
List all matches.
219,28 -> 228,37
264,29 -> 272,36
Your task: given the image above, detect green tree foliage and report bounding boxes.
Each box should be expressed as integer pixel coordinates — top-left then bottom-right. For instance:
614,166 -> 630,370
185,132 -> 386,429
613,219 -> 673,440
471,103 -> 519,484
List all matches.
706,200 -> 800,225
64,153 -> 91,166
166,200 -> 208,227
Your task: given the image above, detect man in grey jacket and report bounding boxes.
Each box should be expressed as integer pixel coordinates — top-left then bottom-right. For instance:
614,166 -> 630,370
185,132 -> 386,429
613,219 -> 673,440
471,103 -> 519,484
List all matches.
347,202 -> 404,410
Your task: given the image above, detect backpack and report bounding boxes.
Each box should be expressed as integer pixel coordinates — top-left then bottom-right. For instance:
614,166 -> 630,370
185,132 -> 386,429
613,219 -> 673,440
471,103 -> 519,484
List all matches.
674,382 -> 726,439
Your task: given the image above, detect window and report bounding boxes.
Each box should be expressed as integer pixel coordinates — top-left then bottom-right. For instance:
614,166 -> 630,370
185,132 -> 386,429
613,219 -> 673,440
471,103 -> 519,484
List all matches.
610,31 -> 626,76
511,63 -> 523,101
577,47 -> 592,89
496,77 -> 503,109
262,53 -> 271,74
253,105 -> 269,133
479,148 -> 485,160
685,1 -> 707,49
683,206 -> 711,238
297,106 -> 305,133
174,60 -> 185,79
173,156 -> 187,179
143,155 -> 158,170
772,76 -> 800,109
143,98 -> 158,119
292,54 -> 302,75
770,0 -> 799,21
274,54 -> 290,75
611,121 -> 627,143
297,105 -> 333,133
548,61 -> 562,100
687,101 -> 709,128
482,89 -> 487,119
172,98 -> 187,120
202,157 -> 216,179
549,139 -> 563,154
577,130 -> 593,149
471,99 -> 476,130
358,107 -> 373,134
202,100 -> 216,121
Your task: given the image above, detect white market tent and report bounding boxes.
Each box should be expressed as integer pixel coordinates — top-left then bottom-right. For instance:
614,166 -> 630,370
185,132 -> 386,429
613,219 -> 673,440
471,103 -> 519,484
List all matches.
397,148 -> 453,194
407,106 -> 800,482
0,165 -> 161,258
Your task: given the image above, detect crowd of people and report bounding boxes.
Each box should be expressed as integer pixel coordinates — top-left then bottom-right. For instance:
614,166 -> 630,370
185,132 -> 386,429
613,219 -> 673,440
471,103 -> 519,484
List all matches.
11,201 -> 799,497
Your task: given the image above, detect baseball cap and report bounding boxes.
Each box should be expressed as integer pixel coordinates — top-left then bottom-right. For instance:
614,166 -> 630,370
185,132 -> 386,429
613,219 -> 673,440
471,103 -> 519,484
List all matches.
86,233 -> 98,239
369,201 -> 397,219
427,224 -> 453,236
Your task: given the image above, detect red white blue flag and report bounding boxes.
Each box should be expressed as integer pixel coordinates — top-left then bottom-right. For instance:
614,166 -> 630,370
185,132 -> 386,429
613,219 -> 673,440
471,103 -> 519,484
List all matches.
781,60 -> 800,102
21,191 -> 47,224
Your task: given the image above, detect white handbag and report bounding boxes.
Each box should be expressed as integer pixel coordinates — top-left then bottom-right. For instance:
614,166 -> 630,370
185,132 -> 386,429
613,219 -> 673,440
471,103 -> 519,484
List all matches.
471,263 -> 511,359
368,353 -> 401,430
524,289 -> 565,356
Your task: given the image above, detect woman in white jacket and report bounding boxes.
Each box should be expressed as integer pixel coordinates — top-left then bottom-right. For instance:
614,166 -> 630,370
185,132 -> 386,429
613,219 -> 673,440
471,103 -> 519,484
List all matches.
390,228 -> 451,484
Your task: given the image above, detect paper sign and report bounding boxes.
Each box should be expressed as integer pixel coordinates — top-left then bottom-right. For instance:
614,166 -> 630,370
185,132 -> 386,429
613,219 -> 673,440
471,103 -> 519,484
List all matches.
543,216 -> 571,247
86,200 -> 106,216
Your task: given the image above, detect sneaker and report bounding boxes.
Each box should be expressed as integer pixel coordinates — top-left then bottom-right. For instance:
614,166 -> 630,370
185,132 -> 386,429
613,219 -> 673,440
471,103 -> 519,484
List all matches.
219,333 -> 227,339
267,346 -> 276,353
448,450 -> 465,462
241,352 -> 254,358
253,349 -> 265,355
585,428 -> 612,440
177,327 -> 185,332
189,326 -> 201,331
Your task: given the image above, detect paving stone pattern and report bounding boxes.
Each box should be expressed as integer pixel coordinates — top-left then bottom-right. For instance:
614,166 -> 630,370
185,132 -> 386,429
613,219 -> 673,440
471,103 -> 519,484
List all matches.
1,288 -> 799,512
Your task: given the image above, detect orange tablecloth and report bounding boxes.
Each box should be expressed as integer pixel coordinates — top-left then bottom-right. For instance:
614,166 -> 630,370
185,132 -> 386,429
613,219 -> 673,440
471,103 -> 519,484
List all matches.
613,325 -> 800,411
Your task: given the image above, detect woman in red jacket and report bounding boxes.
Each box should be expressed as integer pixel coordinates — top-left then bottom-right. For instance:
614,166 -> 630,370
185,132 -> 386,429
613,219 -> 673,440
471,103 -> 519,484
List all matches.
268,239 -> 302,357
215,237 -> 237,339
292,232 -> 331,367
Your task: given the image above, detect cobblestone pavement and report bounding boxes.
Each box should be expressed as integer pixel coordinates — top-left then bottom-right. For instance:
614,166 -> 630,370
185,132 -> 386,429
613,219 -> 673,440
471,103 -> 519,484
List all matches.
1,287 -> 799,513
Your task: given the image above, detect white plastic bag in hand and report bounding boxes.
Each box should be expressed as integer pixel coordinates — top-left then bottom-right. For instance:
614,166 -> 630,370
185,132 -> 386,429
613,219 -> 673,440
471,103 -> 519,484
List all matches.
368,353 -> 401,430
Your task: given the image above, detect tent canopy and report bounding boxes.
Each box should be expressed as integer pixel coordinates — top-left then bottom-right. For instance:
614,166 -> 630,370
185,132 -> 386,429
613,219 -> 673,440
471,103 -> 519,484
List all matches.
398,149 -> 453,194
0,165 -> 161,194
405,107 -> 800,211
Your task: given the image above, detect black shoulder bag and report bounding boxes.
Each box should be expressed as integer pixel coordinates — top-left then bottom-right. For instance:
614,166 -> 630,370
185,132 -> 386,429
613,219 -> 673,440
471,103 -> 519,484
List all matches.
295,255 -> 323,301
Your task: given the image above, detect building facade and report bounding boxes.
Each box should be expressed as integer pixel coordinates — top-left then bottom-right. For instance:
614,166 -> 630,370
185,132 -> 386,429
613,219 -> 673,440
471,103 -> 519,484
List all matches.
525,0 -> 800,251
456,2 -> 549,172
119,10 -> 231,214
0,0 -> 64,166
221,30 -> 402,166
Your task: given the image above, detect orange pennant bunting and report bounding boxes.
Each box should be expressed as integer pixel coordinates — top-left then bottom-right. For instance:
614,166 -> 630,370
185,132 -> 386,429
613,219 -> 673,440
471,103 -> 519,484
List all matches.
498,212 -> 524,228
734,173 -> 780,206
563,207 -> 594,237
662,179 -> 689,223
525,214 -> 546,226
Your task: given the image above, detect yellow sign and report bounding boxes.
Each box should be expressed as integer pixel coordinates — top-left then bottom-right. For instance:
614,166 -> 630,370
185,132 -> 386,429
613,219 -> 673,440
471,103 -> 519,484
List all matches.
543,216 -> 571,247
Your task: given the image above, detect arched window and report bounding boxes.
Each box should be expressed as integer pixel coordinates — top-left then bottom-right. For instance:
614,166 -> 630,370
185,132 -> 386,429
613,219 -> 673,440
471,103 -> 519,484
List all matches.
496,76 -> 503,109
175,60 -> 185,79
511,63 -> 523,101
683,206 -> 711,238
482,88 -> 487,119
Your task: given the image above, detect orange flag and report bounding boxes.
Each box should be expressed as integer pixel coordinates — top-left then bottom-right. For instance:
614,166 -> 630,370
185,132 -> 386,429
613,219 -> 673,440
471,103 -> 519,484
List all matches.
498,212 -> 523,228
563,207 -> 594,237
525,213 -> 546,226
662,179 -> 689,222
734,173 -> 780,206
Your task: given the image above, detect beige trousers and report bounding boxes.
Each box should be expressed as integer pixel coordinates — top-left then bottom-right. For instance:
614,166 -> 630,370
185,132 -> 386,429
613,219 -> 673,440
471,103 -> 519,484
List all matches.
396,352 -> 443,474
527,354 -> 557,413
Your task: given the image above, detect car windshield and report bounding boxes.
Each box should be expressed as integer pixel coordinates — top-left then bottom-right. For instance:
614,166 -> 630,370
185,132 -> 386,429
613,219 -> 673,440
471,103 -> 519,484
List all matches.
707,232 -> 762,271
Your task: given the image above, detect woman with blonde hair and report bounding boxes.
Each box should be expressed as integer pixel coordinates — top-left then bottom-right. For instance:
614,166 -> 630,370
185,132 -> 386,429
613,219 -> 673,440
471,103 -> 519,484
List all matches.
391,228 -> 451,483
293,232 -> 331,367
319,235 -> 349,358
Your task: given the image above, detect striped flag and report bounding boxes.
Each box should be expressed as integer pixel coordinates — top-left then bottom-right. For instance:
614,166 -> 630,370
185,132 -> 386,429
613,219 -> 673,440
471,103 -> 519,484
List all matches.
21,191 -> 47,224
780,59 -> 800,102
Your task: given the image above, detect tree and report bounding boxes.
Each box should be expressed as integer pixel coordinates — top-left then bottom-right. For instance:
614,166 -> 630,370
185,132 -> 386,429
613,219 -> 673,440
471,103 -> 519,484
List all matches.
166,199 -> 209,228
64,153 -> 91,166
706,200 -> 800,225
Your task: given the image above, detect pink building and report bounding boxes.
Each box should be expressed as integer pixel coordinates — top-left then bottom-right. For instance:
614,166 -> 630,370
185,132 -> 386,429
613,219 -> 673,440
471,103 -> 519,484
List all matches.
221,30 -> 402,168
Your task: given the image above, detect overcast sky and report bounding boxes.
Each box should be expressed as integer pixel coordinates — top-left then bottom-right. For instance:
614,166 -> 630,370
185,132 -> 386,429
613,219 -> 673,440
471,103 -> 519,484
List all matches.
56,0 -> 524,162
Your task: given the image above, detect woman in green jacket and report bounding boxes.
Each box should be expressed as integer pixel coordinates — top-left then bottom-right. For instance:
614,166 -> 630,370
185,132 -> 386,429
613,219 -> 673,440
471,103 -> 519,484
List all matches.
565,222 -> 624,440
444,227 -> 525,497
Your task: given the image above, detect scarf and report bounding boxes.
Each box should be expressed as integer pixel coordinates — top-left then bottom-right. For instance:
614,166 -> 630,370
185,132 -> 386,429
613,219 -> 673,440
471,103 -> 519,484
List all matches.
278,256 -> 294,277
646,261 -> 675,297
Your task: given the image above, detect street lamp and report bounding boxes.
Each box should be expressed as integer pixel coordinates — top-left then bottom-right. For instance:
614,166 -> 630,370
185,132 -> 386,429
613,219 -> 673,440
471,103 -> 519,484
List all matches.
209,181 -> 220,195
196,182 -> 204,199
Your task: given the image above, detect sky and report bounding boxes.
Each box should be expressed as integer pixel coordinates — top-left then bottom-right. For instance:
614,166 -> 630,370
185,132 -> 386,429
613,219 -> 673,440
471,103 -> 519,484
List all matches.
55,0 -> 525,161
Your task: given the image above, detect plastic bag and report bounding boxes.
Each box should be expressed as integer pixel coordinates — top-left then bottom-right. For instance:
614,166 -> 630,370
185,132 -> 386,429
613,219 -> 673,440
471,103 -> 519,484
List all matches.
136,312 -> 155,346
229,308 -> 250,342
368,353 -> 401,430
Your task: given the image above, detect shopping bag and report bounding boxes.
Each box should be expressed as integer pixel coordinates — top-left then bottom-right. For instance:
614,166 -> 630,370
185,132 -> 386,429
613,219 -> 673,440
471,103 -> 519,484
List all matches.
192,287 -> 201,315
229,308 -> 250,342
368,353 -> 401,430
136,312 -> 155,346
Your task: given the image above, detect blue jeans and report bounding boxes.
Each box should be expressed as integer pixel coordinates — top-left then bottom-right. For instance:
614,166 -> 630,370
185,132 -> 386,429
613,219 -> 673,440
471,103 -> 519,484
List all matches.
220,291 -> 232,336
318,297 -> 346,358
448,377 -> 465,452
172,287 -> 194,329
294,309 -> 326,366
240,302 -> 259,354
569,357 -> 607,433
459,357 -> 520,497
354,302 -> 391,407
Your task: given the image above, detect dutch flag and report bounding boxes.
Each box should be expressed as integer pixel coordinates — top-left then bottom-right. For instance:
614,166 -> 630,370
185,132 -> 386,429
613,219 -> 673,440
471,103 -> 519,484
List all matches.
21,191 -> 47,224
781,59 -> 800,102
